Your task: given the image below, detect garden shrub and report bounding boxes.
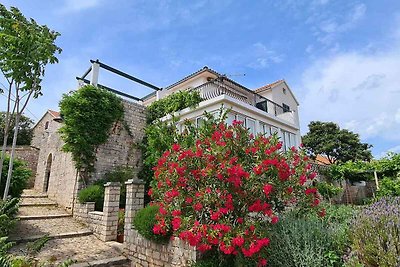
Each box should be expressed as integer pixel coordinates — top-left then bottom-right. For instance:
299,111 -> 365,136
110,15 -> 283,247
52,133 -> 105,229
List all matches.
0,156 -> 31,198
149,120 -> 323,265
78,185 -> 104,211
133,205 -> 170,243
0,198 -> 19,236
0,237 -> 13,267
316,181 -> 343,203
350,197 -> 400,267
376,177 -> 400,197
103,166 -> 134,207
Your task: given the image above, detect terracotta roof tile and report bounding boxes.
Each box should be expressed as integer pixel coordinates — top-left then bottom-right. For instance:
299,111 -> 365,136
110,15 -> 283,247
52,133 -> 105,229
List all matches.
48,110 -> 60,118
254,79 -> 284,93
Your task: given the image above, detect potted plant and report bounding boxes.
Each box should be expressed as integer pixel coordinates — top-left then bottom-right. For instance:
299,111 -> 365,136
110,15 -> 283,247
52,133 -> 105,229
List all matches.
117,209 -> 125,243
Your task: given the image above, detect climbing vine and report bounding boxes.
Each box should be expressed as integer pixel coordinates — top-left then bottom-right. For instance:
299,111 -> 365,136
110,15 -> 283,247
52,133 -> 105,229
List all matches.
139,90 -> 202,194
59,85 -> 124,182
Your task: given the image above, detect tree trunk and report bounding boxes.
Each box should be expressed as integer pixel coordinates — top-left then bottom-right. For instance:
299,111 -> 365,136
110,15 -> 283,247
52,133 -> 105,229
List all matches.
3,111 -> 20,200
0,81 -> 15,185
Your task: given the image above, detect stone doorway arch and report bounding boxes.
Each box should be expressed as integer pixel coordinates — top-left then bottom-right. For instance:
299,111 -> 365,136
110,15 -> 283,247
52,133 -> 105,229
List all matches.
44,153 -> 52,192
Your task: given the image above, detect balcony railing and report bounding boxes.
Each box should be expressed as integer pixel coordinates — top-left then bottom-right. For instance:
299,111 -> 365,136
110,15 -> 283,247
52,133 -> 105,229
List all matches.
191,77 -> 291,117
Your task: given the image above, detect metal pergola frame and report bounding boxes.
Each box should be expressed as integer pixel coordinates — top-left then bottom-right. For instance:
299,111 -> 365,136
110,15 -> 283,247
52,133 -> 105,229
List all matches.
76,59 -> 161,101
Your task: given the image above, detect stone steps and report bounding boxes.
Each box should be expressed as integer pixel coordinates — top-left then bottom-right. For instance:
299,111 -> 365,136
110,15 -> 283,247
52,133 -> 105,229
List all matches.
8,229 -> 93,243
10,189 -> 129,266
18,214 -> 72,220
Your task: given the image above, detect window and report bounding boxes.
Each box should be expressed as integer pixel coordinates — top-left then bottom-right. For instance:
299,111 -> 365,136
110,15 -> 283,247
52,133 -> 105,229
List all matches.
246,118 -> 256,136
282,103 -> 290,113
226,113 -> 235,125
283,88 -> 287,94
44,121 -> 49,130
196,116 -> 205,127
236,115 -> 245,125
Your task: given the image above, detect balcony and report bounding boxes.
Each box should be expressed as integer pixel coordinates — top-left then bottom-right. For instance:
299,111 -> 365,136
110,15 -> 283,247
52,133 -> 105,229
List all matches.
191,77 -> 294,122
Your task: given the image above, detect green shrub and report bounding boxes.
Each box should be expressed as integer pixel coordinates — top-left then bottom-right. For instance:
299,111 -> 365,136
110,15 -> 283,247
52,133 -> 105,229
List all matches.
0,198 -> 19,236
0,236 -> 13,267
103,166 -> 134,207
78,185 -> 104,211
350,197 -> 400,267
316,181 -> 343,202
1,156 -> 31,198
376,177 -> 400,197
133,205 -> 170,243
267,213 -> 346,267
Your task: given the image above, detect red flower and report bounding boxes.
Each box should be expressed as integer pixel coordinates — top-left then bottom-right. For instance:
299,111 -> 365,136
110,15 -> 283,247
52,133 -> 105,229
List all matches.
232,236 -> 245,247
258,258 -> 267,267
263,184 -> 273,197
305,188 -> 317,195
318,208 -> 326,217
172,210 -> 181,216
172,217 -> 182,231
271,216 -> 279,224
194,203 -> 203,211
172,143 -> 181,152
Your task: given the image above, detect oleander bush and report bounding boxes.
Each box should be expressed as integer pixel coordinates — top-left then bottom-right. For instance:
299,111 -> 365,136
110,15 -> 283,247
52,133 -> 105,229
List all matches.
77,185 -> 104,211
133,205 -> 170,243
349,197 -> 400,267
149,120 -> 323,265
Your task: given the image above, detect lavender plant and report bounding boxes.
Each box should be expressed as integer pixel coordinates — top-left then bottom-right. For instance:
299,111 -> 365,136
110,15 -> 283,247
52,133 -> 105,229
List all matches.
350,197 -> 400,267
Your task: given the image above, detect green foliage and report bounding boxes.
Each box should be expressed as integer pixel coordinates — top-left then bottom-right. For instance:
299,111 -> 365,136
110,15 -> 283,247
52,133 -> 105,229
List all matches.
78,185 -> 104,211
0,112 -> 33,145
59,85 -> 124,181
0,4 -> 61,95
316,181 -> 343,201
376,152 -> 400,179
26,235 -> 49,255
302,121 -> 372,164
133,205 -> 171,243
0,197 -> 19,236
1,155 -> 31,198
376,177 -> 400,197
57,259 -> 77,267
326,161 -> 374,182
267,214 -> 345,267
350,197 -> 400,267
103,166 -> 134,207
0,237 -> 13,267
146,90 -> 202,123
118,209 -> 124,235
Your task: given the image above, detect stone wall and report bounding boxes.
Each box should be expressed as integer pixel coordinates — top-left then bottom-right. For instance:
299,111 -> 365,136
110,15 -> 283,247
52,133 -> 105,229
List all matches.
32,98 -> 147,210
124,179 -> 197,267
2,146 -> 39,188
33,112 -> 77,209
92,100 -> 147,181
73,182 -> 120,241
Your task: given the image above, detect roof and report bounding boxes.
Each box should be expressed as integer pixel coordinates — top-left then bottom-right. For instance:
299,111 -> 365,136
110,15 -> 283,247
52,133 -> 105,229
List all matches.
315,155 -> 332,165
32,109 -> 61,130
164,66 -> 222,91
48,110 -> 60,118
254,79 -> 285,94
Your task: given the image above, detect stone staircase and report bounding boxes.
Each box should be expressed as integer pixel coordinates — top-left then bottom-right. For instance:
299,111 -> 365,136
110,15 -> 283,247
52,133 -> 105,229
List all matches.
9,189 -> 130,266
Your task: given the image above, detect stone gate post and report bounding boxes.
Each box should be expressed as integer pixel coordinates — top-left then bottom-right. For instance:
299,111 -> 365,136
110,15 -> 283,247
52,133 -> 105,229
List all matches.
124,178 -> 145,242
102,182 -> 121,241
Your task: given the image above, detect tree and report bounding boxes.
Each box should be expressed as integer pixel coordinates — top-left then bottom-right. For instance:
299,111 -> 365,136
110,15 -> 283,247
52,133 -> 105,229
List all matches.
302,121 -> 372,164
0,4 -> 61,199
0,112 -> 33,146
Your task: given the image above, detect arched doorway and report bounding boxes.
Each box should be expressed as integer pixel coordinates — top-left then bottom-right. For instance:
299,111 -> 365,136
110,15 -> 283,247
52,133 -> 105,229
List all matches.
44,153 -> 52,192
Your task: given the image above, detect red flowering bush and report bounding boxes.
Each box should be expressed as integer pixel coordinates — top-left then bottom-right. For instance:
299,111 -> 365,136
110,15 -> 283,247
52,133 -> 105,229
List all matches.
149,120 -> 322,266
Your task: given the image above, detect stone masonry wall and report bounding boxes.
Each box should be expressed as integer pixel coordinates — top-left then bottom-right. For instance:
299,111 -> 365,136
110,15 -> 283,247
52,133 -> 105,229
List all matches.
2,146 -> 39,188
124,179 -> 197,266
73,183 -> 120,241
92,100 -> 147,181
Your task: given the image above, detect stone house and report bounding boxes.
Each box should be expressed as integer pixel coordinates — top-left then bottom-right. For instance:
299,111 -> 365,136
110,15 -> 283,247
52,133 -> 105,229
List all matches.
31,103 -> 146,210
31,61 -> 302,211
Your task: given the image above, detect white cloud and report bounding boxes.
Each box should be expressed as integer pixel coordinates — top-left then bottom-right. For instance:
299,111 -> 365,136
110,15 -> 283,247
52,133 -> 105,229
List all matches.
60,0 -> 102,13
299,37 -> 400,143
247,42 -> 284,69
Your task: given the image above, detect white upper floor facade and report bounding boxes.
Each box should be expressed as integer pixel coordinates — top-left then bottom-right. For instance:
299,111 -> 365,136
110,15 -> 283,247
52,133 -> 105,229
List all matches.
142,67 -> 301,151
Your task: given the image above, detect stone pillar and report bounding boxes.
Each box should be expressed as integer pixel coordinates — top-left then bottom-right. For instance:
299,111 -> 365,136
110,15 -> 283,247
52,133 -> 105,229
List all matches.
101,182 -> 121,241
124,178 -> 145,242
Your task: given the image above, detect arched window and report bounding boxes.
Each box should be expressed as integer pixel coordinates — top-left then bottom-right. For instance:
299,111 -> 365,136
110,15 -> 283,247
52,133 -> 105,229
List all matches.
45,121 -> 49,130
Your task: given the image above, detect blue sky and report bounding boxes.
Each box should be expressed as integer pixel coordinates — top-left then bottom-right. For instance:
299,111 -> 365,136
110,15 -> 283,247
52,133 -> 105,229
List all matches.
1,0 -> 400,158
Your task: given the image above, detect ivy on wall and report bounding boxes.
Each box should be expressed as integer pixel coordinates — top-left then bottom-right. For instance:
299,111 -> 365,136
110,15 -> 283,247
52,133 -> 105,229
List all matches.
138,90 -> 203,198
59,85 -> 124,182
146,90 -> 202,123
